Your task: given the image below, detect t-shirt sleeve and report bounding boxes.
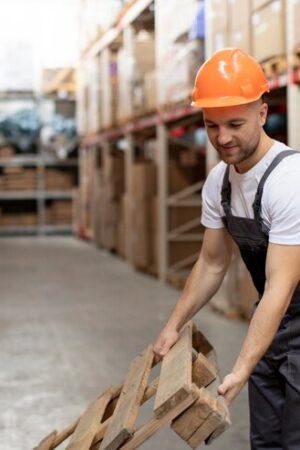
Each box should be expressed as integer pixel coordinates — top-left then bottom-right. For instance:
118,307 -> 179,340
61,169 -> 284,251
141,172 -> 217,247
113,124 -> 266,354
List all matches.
264,168 -> 300,245
201,165 -> 224,229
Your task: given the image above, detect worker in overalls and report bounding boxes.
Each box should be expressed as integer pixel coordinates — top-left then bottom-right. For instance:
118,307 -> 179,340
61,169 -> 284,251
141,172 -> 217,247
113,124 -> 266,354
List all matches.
154,48 -> 300,449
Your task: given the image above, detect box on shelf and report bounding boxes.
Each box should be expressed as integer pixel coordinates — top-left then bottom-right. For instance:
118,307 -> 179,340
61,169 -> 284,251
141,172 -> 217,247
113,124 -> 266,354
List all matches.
251,0 -> 272,11
251,0 -> 285,62
130,162 -> 157,199
228,0 -> 250,30
228,27 -> 251,53
168,164 -> 200,194
291,0 -> 300,50
0,146 -> 15,159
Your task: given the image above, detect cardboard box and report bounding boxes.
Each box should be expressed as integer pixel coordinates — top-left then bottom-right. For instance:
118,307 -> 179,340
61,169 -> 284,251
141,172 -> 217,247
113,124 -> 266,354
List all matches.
169,206 -> 201,230
228,0 -> 251,29
252,0 -> 285,62
169,241 -> 201,265
291,0 -> 300,48
251,0 -> 272,10
168,164 -> 199,194
131,163 -> 157,199
210,0 -> 229,31
228,26 -> 251,53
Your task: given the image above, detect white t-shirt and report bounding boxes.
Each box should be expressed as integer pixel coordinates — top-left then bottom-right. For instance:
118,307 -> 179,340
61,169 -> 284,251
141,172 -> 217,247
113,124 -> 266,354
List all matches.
201,141 -> 300,245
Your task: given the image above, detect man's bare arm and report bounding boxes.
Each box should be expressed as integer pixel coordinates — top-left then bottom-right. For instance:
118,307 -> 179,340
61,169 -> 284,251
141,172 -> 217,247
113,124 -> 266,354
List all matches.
219,242 -> 300,404
153,227 -> 234,356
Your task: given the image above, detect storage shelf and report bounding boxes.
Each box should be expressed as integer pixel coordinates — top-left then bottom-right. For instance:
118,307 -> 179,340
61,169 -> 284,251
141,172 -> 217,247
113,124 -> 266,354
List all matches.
0,225 -> 73,236
0,156 -> 78,167
85,0 -> 154,60
81,105 -> 202,147
0,190 -> 74,201
0,191 -> 39,200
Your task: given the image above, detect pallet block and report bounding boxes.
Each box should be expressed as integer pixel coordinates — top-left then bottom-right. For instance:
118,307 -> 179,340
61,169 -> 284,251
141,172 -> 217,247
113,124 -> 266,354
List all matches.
33,321 -> 230,450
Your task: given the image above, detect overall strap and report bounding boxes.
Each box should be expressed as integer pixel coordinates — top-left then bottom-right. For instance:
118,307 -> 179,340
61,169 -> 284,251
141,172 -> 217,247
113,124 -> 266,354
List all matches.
253,150 -> 299,220
221,165 -> 232,216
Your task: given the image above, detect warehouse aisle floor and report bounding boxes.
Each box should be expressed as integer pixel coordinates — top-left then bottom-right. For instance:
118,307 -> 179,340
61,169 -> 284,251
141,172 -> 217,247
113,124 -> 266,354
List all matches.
0,237 -> 249,450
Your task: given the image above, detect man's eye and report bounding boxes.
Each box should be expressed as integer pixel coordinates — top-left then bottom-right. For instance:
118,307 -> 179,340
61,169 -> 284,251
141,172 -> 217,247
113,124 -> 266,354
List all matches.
230,123 -> 242,128
206,124 -> 217,129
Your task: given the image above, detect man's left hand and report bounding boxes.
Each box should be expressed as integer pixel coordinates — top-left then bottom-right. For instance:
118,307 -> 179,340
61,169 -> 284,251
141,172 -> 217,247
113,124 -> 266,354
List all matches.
217,372 -> 245,406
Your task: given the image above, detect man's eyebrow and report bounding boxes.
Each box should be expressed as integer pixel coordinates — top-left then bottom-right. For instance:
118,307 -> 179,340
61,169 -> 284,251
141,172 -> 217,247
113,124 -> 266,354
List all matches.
205,118 -> 246,124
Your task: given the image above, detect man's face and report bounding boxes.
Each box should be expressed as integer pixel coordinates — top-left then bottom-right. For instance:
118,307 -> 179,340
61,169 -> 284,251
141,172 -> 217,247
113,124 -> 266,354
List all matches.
203,100 -> 268,168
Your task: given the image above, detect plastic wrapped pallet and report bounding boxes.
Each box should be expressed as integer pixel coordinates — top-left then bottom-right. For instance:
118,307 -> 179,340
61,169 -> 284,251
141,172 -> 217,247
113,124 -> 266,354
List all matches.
251,0 -> 286,62
156,0 -> 204,107
227,0 -> 251,53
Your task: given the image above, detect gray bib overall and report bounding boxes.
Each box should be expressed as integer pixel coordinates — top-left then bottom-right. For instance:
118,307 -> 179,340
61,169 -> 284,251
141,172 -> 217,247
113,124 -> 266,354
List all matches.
221,150 -> 300,450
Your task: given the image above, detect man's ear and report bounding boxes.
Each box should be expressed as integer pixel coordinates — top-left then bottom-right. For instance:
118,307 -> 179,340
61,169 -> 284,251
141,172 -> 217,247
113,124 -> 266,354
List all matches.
259,102 -> 268,126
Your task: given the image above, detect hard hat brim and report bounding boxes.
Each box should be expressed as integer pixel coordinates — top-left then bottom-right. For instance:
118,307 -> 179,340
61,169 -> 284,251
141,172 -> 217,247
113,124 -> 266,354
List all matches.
191,95 -> 264,109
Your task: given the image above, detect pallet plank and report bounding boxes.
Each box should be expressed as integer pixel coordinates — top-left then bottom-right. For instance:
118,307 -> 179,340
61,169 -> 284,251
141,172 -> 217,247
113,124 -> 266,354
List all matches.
192,353 -> 217,388
154,321 -> 193,418
120,388 -> 199,450
100,345 -> 154,450
66,387 -> 113,450
171,387 -> 214,442
33,430 -> 57,450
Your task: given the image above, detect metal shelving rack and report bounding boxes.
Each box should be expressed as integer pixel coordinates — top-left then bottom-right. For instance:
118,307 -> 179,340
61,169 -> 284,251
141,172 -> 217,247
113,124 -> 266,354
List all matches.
0,152 -> 78,236
79,0 -> 300,288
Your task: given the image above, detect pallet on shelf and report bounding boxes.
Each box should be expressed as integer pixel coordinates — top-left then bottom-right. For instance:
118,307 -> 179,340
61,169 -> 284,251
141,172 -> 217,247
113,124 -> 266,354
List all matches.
261,55 -> 287,78
34,321 -> 230,450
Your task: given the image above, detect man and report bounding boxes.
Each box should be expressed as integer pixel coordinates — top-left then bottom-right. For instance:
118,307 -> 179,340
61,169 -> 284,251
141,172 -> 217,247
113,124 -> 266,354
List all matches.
153,48 -> 300,449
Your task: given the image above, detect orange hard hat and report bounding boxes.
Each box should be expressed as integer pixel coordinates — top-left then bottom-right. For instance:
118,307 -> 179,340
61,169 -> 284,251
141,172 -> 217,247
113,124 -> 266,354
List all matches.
191,48 -> 270,108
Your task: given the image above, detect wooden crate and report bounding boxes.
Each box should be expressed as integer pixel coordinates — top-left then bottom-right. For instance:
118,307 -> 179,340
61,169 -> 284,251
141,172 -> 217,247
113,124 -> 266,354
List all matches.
33,322 -> 230,450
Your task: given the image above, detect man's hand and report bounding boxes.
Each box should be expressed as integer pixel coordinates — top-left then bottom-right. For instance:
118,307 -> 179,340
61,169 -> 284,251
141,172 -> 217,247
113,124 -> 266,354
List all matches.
217,372 -> 245,406
153,328 -> 179,357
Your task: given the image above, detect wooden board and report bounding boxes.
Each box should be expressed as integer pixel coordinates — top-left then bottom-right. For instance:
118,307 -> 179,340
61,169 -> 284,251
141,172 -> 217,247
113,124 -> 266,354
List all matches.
120,388 -> 198,450
192,353 -> 217,388
154,321 -> 193,418
65,387 -> 113,450
171,387 -> 230,449
100,345 -> 154,450
33,430 -> 57,450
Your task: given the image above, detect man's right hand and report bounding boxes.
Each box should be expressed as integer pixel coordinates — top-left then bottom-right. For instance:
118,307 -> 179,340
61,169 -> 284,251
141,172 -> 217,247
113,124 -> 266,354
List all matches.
153,327 -> 179,357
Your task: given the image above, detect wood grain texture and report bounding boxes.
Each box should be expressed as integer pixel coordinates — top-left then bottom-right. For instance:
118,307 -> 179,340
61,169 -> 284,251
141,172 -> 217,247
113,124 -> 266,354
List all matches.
154,321 -> 193,418
100,345 -> 154,450
34,431 -> 57,450
65,387 -> 113,450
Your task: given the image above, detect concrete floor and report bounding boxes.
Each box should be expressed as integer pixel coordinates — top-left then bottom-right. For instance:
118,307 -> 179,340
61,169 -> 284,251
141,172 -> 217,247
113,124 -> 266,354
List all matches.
0,237 -> 250,450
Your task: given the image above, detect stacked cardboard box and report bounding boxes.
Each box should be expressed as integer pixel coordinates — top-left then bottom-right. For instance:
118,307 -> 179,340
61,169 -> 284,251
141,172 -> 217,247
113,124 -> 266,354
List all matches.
156,0 -> 204,107
0,213 -> 37,227
228,0 -> 251,52
117,30 -> 156,122
291,0 -> 300,51
45,169 -> 75,191
251,0 -> 286,62
208,0 -> 228,53
100,48 -> 118,129
0,167 -> 37,191
45,200 -> 73,225
93,153 -> 125,251
0,146 -> 15,159
125,161 -> 157,271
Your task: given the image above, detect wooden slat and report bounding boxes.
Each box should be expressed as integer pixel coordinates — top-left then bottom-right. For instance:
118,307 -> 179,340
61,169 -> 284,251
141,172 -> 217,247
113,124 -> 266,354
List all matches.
33,431 -> 57,450
172,387 -> 230,449
192,353 -> 217,388
171,387 -> 214,442
154,321 -> 193,418
120,388 -> 199,450
65,387 -> 113,450
100,345 -> 154,450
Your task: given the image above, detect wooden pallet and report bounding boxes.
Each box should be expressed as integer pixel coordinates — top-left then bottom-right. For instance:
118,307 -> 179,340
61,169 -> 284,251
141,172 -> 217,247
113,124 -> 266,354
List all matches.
33,322 -> 230,450
261,55 -> 287,78
292,44 -> 300,67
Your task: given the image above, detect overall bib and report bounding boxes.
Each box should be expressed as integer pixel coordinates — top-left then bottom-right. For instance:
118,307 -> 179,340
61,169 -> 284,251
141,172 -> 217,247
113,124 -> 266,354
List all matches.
221,150 -> 300,450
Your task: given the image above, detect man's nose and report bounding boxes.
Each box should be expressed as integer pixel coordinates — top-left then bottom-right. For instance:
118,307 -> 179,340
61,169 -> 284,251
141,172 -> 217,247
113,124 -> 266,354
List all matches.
217,127 -> 232,146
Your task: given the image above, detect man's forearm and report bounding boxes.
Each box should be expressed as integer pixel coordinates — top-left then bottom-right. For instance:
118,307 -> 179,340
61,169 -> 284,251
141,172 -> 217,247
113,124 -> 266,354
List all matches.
164,253 -> 228,332
231,286 -> 292,382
